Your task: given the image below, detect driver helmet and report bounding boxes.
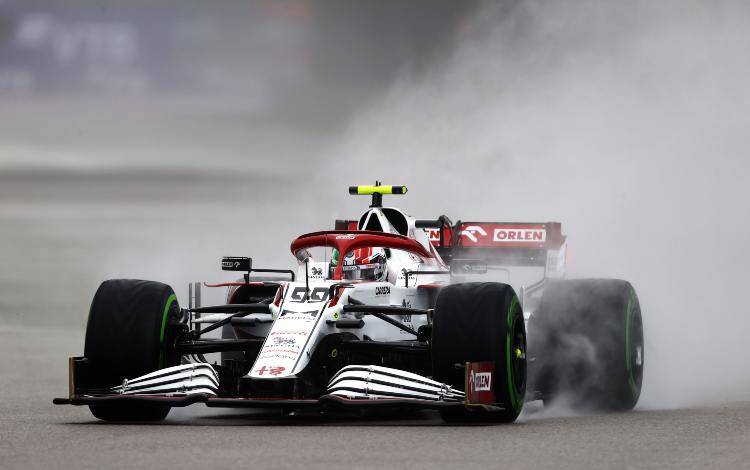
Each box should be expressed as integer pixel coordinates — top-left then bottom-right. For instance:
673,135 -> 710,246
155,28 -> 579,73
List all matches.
341,247 -> 387,281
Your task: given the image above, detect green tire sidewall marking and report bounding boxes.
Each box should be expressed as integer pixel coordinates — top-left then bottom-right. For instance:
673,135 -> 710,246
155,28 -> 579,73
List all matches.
506,295 -> 521,411
625,294 -> 639,400
158,293 -> 177,369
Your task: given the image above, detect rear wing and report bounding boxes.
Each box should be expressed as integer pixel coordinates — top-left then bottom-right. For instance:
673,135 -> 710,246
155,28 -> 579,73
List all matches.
334,218 -> 567,275
428,221 -> 566,277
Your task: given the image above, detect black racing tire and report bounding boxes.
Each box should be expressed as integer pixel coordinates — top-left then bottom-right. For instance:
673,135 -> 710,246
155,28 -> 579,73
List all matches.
531,279 -> 644,411
84,279 -> 181,422
432,282 -> 526,423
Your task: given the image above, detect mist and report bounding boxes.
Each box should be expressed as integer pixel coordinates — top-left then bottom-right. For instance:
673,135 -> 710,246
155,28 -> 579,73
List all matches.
317,0 -> 750,408
4,2 -> 750,465
3,0 -> 748,412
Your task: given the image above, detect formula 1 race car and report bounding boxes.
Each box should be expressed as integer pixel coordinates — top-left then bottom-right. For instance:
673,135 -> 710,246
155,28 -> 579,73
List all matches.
54,184 -> 644,423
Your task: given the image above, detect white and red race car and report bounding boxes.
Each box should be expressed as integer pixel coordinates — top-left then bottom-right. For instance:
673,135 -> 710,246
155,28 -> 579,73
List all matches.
55,184 -> 644,423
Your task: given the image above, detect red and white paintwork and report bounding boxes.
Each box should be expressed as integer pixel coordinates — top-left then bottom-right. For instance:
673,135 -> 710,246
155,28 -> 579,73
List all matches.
201,204 -> 566,401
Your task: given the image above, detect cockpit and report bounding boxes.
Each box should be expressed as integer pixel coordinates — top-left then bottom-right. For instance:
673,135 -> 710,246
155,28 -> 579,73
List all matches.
290,231 -> 433,284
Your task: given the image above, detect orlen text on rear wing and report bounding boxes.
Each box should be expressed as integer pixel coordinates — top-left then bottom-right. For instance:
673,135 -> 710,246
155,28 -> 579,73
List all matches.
424,222 -> 567,278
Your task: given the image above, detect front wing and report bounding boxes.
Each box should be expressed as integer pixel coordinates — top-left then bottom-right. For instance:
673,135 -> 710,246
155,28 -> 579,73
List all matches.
54,361 -> 505,413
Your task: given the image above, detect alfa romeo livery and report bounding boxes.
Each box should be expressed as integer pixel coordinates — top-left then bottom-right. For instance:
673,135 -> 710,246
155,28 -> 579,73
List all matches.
54,184 -> 644,423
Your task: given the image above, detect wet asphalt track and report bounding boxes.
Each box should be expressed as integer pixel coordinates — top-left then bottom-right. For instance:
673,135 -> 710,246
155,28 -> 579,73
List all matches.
1,325 -> 749,470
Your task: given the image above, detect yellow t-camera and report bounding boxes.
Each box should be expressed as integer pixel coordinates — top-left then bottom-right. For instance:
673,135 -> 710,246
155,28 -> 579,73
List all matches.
348,185 -> 408,195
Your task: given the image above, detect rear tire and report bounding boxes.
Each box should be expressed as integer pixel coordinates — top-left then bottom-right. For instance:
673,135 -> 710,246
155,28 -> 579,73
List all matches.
531,279 -> 644,411
432,282 -> 526,423
84,279 -> 181,422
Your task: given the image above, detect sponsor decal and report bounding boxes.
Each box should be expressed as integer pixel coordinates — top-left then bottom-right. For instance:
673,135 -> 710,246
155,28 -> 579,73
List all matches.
333,311 -> 340,320
398,269 -> 416,280
272,337 -> 297,347
457,224 -> 548,246
279,309 -> 318,322
289,287 -> 329,303
257,353 -> 297,360
426,229 -> 441,242
375,286 -> 391,296
493,228 -> 546,243
221,256 -> 251,271
335,234 -> 356,240
407,252 -> 423,263
399,312 -> 414,336
461,225 -> 488,243
259,348 -> 300,355
399,299 -> 414,336
342,262 -> 379,271
470,370 -> 492,392
255,365 -> 286,376
466,361 -> 496,405
279,314 -> 315,322
270,331 -> 308,336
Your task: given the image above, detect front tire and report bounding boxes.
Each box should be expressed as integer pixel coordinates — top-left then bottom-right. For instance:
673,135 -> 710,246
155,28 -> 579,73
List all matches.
84,279 -> 181,422
432,282 -> 526,423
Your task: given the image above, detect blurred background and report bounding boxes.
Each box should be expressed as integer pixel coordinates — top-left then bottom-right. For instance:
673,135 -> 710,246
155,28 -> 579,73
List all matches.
0,0 -> 478,323
2,0 -> 749,413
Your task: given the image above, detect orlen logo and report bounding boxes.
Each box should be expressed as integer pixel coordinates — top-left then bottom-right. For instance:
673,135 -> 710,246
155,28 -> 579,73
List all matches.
426,229 -> 441,242
461,225 -> 488,243
470,370 -> 492,392
493,228 -> 546,243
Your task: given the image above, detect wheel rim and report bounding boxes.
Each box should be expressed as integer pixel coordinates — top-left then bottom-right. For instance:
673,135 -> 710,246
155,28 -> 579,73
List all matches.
510,312 -> 527,402
626,303 -> 644,399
